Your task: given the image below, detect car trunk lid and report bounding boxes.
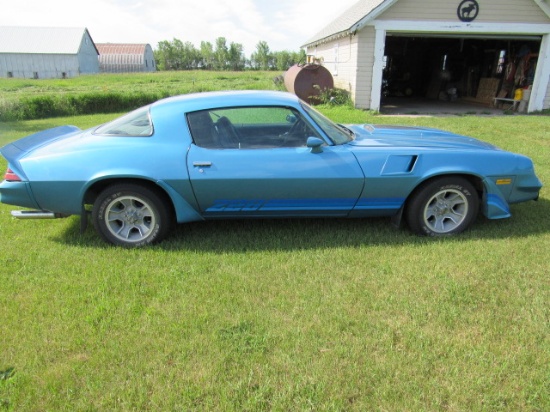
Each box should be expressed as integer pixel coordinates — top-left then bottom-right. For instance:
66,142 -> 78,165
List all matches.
0,125 -> 81,180
2,125 -> 81,155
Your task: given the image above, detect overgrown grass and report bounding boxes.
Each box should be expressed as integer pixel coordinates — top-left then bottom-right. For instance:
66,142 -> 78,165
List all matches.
0,71 -> 283,121
0,81 -> 549,410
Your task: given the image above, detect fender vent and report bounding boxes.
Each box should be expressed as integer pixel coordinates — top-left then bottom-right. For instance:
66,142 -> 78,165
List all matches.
381,155 -> 418,175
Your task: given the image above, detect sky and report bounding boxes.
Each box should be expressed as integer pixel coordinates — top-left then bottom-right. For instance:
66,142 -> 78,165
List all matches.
1,0 -> 360,56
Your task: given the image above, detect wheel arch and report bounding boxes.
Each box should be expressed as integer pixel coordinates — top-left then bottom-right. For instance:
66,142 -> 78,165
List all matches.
83,177 -> 203,223
394,173 -> 484,227
85,177 -> 163,203
408,173 -> 484,202
403,173 -> 482,235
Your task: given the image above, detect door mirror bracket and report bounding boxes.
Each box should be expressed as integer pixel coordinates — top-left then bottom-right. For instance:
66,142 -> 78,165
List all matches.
307,137 -> 324,154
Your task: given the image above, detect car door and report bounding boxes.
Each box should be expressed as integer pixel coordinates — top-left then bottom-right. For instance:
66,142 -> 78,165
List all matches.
186,106 -> 365,218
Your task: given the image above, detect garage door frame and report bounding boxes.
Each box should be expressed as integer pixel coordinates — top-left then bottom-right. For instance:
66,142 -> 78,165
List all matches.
370,20 -> 550,112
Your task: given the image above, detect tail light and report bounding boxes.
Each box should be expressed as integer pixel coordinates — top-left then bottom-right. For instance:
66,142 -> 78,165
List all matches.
4,168 -> 22,182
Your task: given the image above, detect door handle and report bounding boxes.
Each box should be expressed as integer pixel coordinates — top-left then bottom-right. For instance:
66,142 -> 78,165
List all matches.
193,161 -> 212,167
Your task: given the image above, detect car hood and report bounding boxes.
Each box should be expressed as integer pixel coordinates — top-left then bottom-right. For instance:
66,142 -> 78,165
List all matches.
347,124 -> 499,150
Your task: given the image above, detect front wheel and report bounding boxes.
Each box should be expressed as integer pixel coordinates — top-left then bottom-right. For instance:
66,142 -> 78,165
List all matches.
406,177 -> 479,236
92,183 -> 172,247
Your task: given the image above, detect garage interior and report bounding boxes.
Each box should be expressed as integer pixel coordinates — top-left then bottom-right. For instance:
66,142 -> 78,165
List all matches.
380,35 -> 541,114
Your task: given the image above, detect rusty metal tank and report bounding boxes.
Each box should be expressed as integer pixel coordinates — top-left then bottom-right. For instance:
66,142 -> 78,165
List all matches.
284,64 -> 334,104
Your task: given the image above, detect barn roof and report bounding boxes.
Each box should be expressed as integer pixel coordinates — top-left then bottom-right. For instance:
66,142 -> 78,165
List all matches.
0,26 -> 98,54
96,43 -> 150,55
302,0 -> 391,47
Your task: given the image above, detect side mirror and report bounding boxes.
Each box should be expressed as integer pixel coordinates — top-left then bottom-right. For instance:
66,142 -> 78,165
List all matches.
286,114 -> 297,124
307,137 -> 324,154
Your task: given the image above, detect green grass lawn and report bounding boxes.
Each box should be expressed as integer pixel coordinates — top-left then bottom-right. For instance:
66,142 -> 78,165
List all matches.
0,71 -> 280,98
0,90 -> 549,410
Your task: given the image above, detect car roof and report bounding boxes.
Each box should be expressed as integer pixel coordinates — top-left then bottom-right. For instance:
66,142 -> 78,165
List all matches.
151,90 -> 302,113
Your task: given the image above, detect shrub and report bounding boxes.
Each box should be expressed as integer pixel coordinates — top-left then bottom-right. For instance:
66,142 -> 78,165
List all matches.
0,92 -> 170,121
309,86 -> 352,106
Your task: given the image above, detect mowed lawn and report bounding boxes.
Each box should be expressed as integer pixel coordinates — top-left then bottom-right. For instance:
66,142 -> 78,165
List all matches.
0,100 -> 549,410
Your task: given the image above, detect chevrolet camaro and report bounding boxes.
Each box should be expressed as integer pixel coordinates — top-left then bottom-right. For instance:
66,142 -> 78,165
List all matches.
0,91 -> 542,247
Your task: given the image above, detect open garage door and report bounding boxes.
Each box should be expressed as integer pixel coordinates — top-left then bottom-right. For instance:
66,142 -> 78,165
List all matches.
380,34 -> 542,114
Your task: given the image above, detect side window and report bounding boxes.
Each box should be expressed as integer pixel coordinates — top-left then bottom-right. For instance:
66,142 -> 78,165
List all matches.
187,107 -> 320,149
187,110 -> 218,148
94,106 -> 153,136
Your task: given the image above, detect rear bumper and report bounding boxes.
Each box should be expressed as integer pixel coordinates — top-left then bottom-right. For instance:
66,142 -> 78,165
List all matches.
0,181 -> 40,210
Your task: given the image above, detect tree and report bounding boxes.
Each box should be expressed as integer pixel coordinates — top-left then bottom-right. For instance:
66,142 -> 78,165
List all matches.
251,41 -> 272,70
154,37 -> 304,72
180,41 -> 201,69
155,38 -> 201,70
214,37 -> 229,70
171,38 -> 185,70
228,42 -> 245,71
200,41 -> 215,70
273,49 -> 307,71
273,51 -> 291,71
155,40 -> 175,71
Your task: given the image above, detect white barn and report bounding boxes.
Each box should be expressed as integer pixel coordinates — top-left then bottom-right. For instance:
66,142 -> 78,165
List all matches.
303,0 -> 550,113
96,43 -> 156,73
0,27 -> 99,79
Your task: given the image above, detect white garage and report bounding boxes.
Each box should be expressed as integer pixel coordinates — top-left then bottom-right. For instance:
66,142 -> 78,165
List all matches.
303,0 -> 550,113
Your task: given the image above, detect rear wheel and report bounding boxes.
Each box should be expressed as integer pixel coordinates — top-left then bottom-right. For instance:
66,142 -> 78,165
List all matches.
406,177 -> 479,236
93,183 -> 172,247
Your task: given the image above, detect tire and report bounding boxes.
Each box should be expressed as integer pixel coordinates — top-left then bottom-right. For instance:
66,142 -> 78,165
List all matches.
406,177 -> 479,236
92,183 -> 172,247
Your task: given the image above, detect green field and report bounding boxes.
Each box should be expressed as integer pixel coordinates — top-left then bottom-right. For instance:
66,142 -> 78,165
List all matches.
0,71 -> 284,121
0,71 -> 280,97
0,73 -> 549,411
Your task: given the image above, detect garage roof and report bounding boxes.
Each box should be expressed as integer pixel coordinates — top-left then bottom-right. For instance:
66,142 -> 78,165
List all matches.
302,0 -> 392,47
0,26 -> 97,54
303,0 -> 550,47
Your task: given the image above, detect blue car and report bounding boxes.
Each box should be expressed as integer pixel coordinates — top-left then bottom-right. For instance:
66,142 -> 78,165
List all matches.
0,91 -> 542,247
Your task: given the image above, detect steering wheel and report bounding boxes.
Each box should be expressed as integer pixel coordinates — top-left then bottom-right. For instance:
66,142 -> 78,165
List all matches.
281,118 -> 309,147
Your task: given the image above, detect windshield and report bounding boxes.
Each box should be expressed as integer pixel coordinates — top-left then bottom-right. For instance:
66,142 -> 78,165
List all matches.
93,106 -> 153,136
301,102 -> 354,145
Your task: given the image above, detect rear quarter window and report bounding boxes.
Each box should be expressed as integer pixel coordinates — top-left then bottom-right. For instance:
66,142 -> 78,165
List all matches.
93,107 -> 153,136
